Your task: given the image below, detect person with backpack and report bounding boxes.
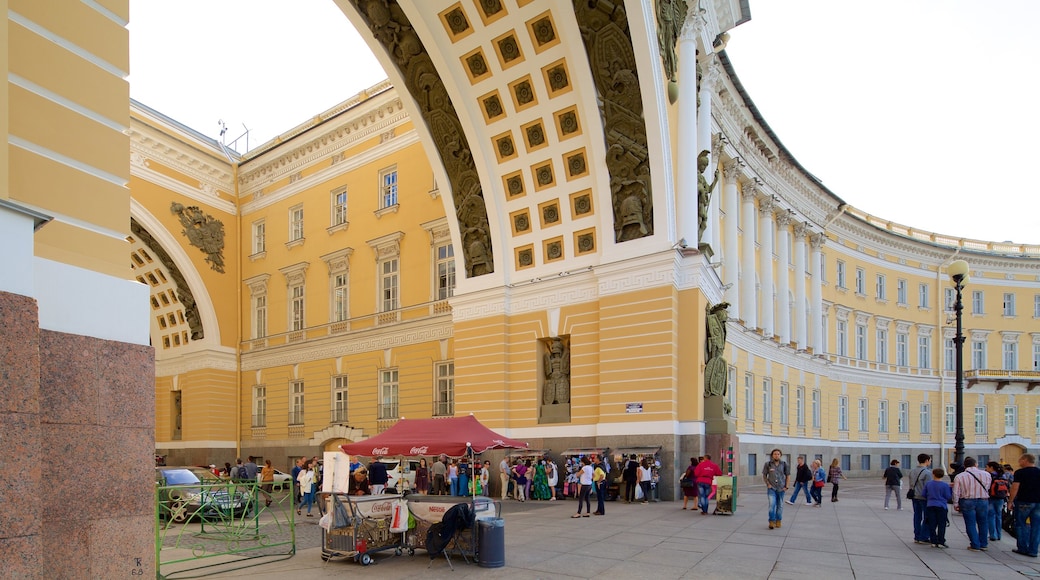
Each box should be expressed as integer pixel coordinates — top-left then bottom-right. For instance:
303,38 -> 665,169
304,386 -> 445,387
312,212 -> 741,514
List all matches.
762,448 -> 789,529
986,461 -> 1010,541
234,458 -> 248,482
622,454 -> 639,504
908,454 -> 933,544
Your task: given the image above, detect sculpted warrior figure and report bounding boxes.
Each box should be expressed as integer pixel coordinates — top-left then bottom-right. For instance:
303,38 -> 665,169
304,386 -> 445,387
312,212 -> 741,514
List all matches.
704,302 -> 730,400
543,337 -> 571,405
697,150 -> 719,243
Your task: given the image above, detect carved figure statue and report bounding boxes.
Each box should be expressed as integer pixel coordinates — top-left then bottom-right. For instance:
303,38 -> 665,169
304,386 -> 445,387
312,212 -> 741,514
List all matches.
697,150 -> 719,243
617,192 -> 648,242
171,202 -> 225,273
543,337 -> 571,405
704,302 -> 730,400
656,0 -> 688,82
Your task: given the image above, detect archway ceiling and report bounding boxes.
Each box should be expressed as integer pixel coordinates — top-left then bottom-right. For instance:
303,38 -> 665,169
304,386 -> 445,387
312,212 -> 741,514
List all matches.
338,0 -> 665,286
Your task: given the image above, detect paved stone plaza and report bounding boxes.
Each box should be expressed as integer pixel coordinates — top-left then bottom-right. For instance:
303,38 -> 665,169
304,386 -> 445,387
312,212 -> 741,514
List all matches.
162,478 -> 1040,579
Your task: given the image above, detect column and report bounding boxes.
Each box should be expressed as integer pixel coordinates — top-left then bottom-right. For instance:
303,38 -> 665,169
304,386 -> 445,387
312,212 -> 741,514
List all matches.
675,7 -> 701,248
698,58 -> 719,253
709,133 -> 724,255
775,212 -> 791,344
722,160 -> 741,315
793,223 -> 808,348
758,196 -> 775,336
740,184 -> 758,329
810,232 -> 826,353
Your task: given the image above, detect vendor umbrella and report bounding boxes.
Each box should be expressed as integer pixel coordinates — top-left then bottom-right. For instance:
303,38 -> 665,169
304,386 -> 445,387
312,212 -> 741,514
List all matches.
340,415 -> 529,458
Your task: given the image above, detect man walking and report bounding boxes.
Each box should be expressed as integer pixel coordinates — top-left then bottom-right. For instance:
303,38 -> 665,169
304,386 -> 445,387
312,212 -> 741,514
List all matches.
694,454 -> 723,515
788,456 -> 812,505
622,454 -> 638,504
908,453 -> 932,544
1010,453 -> 1040,557
953,457 -> 991,551
762,448 -> 789,529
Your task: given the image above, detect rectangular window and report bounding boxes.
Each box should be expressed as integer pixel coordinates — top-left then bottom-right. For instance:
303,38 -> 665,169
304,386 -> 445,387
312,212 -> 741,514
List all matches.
331,375 -> 348,423
796,386 -> 805,427
820,252 -> 827,282
856,324 -> 868,359
897,279 -> 907,305
896,332 -> 909,366
855,268 -> 865,295
1036,408 -> 1040,432
252,385 -> 266,427
1035,294 -> 1040,318
876,328 -> 888,363
918,335 -> 930,369
861,455 -> 871,471
878,400 -> 889,433
1004,293 -> 1017,316
727,366 -> 737,417
836,320 -> 848,357
380,167 -> 398,208
744,373 -> 754,420
974,406 -> 987,434
762,378 -> 772,423
812,389 -> 821,429
289,204 -> 304,242
332,273 -> 348,322
971,339 -> 986,369
945,404 -> 955,434
748,454 -> 758,476
945,288 -> 955,311
1004,342 -> 1018,370
898,401 -> 909,433
881,454 -> 891,468
290,283 -> 305,331
379,369 -> 399,419
972,290 -> 984,314
838,396 -> 848,431
253,294 -> 267,339
779,383 -> 789,425
1005,406 -> 1018,434
919,283 -> 929,308
252,220 -> 266,255
290,380 -> 304,425
876,274 -> 887,300
836,260 -> 847,289
944,338 -> 955,371
1034,343 -> 1040,370
841,455 -> 851,471
858,398 -> 868,432
434,361 -> 454,416
436,243 -> 455,300
380,258 -> 399,312
919,403 -> 931,434
332,188 -> 348,226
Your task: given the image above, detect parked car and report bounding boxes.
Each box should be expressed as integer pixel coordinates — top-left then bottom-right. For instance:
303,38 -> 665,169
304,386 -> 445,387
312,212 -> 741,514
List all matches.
377,459 -> 419,492
256,468 -> 292,491
156,467 -> 249,523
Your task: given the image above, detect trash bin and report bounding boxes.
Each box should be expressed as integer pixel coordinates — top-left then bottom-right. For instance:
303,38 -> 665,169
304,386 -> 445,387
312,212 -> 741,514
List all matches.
477,518 -> 505,568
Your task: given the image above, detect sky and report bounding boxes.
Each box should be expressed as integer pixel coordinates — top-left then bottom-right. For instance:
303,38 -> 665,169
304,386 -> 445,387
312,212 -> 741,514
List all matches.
128,1 -> 1039,245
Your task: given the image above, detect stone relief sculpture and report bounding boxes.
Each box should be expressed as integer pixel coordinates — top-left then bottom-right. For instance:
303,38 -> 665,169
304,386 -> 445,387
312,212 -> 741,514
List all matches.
704,302 -> 729,406
543,337 -> 571,405
656,0 -> 688,83
130,219 -> 204,341
352,0 -> 493,277
697,149 -> 718,243
170,202 -> 225,274
572,0 -> 653,244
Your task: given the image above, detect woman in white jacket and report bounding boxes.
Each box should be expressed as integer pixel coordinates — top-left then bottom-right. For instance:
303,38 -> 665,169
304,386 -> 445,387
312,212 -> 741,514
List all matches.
297,461 -> 316,516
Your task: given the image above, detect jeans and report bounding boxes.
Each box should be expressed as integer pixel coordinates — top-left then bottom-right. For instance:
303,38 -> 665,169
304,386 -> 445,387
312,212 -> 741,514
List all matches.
884,485 -> 902,509
959,498 -> 989,549
459,472 -> 469,497
989,498 -> 1005,540
300,490 -> 315,514
912,498 -> 928,541
576,484 -> 591,514
624,478 -> 636,502
925,506 -> 948,545
810,483 -> 822,504
697,482 -> 712,513
790,481 -> 811,503
449,476 -> 458,496
767,488 -> 785,522
595,481 -> 606,513
1015,502 -> 1040,556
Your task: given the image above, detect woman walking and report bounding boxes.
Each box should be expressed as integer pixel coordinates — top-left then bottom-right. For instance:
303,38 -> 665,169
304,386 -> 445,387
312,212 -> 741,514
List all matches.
680,457 -> 699,510
415,457 -> 430,494
571,456 -> 594,518
828,458 -> 847,502
810,459 -> 826,506
260,459 -> 275,507
297,460 -> 316,516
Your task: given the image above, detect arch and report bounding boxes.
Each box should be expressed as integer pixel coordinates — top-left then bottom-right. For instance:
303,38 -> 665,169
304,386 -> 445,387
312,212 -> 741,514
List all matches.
308,424 -> 368,447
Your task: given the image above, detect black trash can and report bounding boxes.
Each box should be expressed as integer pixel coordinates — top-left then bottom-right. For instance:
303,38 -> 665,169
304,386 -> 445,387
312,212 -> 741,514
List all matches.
477,518 -> 505,568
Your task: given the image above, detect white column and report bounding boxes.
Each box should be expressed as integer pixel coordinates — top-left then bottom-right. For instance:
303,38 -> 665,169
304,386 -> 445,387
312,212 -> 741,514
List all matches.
722,160 -> 741,315
698,59 -> 719,252
810,232 -> 826,353
675,8 -> 701,248
793,223 -> 808,348
758,196 -> 775,336
709,133 -> 724,255
740,185 -> 758,329
775,212 -> 791,345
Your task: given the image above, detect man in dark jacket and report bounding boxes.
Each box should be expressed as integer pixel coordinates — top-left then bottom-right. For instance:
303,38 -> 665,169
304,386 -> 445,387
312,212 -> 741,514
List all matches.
787,456 -> 813,505
368,456 -> 389,494
622,454 -> 638,503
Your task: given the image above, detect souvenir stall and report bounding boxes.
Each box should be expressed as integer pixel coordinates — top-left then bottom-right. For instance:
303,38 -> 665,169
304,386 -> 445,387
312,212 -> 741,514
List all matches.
560,448 -> 612,500
612,446 -> 662,502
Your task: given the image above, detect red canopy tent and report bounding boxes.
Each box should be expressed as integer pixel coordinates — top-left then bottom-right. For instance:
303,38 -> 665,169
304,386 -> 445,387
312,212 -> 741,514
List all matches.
340,415 -> 529,458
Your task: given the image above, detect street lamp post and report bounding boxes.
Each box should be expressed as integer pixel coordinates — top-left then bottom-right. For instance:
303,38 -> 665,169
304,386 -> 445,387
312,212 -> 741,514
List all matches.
948,259 -> 970,467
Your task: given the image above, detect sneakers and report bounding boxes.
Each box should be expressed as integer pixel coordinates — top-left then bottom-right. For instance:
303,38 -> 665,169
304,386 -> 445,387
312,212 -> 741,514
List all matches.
884,507 -> 889,510
832,498 -> 839,502
967,546 -> 981,552
934,543 -> 948,549
806,501 -> 813,506
785,500 -> 795,505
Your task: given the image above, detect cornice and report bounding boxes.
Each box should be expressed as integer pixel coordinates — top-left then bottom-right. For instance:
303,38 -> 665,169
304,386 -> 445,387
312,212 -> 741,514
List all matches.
128,125 -> 235,199
130,153 -> 237,215
155,348 -> 237,377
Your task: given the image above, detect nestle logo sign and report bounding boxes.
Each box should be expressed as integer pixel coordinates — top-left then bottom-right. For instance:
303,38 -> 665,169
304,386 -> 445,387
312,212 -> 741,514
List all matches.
371,447 -> 390,455
409,446 -> 429,455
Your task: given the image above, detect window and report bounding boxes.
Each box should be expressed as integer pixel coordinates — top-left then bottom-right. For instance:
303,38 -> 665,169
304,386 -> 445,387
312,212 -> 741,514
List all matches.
836,260 -> 847,289
971,339 -> 986,369
1005,406 -> 1018,434
331,188 -> 348,226
855,268 -> 865,294
858,398 -> 868,432
819,252 -> 827,282
253,294 -> 267,339
812,389 -> 821,429
1036,408 -> 1040,432
744,373 -> 754,420
289,204 -> 304,242
918,335 -> 931,369
436,243 -> 455,300
748,454 -> 758,476
252,220 -> 266,255
896,332 -> 909,366
878,400 -> 889,433
1004,341 -> 1018,370
841,455 -> 851,471
919,283 -> 929,308
332,375 -> 348,423
762,378 -> 772,423
1035,343 -> 1040,370
836,320 -> 848,356
855,323 -> 868,359
1035,294 -> 1040,318
727,366 -> 737,417
876,274 -> 887,300
290,380 -> 304,425
945,404 -> 955,434
974,406 -> 987,434
945,288 -> 955,311
861,455 -> 871,471
796,386 -> 805,427
252,385 -> 266,427
898,401 -> 908,433
434,361 -> 454,416
972,290 -> 984,314
380,167 -> 398,208
838,396 -> 848,431
779,383 -> 789,425
881,454 -> 891,468
944,338 -> 955,371
290,283 -> 305,331
379,369 -> 399,419
876,328 -> 888,363
332,273 -> 348,322
897,279 -> 907,305
1004,293 -> 1017,316
919,403 -> 931,434
380,258 -> 399,312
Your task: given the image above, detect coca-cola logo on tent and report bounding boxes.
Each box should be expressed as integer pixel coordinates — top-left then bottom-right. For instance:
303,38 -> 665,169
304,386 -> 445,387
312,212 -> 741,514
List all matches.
410,446 -> 429,455
371,447 -> 390,455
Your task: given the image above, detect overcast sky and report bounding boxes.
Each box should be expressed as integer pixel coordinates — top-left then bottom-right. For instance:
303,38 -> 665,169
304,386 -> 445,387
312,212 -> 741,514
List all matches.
128,0 -> 1039,245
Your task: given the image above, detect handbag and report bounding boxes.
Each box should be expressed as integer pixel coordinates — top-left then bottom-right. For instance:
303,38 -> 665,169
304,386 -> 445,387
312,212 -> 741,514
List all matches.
814,479 -> 825,488
907,469 -> 925,500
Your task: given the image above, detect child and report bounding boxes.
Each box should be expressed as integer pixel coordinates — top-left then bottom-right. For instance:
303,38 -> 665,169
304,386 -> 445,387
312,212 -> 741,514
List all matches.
922,468 -> 952,548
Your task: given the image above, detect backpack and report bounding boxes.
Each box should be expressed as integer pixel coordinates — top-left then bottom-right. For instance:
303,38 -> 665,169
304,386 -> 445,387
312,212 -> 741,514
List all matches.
237,465 -> 248,481
990,477 -> 1010,500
